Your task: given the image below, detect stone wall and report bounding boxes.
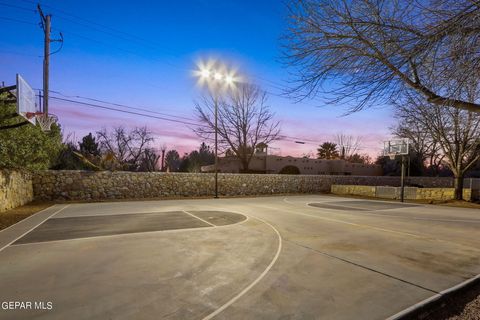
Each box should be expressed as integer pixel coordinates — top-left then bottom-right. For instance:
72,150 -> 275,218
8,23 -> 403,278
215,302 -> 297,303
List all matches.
416,188 -> 472,201
331,185 -> 376,197
1,170 -> 476,210
330,176 -> 458,188
332,184 -> 473,201
32,170 -> 474,202
0,170 -> 33,212
32,171 -> 334,201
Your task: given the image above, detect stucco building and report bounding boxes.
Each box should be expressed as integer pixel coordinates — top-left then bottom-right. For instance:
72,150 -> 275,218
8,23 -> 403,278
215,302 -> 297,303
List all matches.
201,153 -> 382,176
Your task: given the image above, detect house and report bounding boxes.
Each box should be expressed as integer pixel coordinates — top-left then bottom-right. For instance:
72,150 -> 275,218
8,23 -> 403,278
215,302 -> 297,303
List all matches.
201,152 -> 382,176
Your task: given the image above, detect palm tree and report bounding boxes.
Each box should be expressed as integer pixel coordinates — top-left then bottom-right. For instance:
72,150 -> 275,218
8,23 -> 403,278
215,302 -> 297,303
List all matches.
317,142 -> 339,159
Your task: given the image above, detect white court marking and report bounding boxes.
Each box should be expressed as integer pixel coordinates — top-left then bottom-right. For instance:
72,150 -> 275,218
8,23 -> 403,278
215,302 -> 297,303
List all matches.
202,208 -> 283,320
306,203 -> 480,224
0,204 -> 70,253
183,210 -> 217,227
0,204 -> 55,233
9,210 -> 250,248
281,197 -> 480,251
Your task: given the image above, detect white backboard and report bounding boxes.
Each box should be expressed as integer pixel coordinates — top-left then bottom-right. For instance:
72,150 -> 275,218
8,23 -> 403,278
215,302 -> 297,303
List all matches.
16,74 -> 37,125
383,139 -> 409,156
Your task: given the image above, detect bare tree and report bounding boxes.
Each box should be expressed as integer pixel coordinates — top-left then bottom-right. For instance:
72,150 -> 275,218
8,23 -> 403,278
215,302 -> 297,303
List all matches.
392,115 -> 445,175
395,93 -> 480,199
195,84 -> 281,172
138,148 -> 160,172
334,133 -> 362,159
96,126 -> 154,171
283,0 -> 480,113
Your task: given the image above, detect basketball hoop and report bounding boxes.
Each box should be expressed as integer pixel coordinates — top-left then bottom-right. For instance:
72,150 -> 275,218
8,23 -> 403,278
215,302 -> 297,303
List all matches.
35,113 -> 58,132
383,138 -> 410,203
383,139 -> 409,160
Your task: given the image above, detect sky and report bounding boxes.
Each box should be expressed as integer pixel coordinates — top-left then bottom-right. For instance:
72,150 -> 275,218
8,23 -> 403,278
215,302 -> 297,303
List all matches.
0,0 -> 395,158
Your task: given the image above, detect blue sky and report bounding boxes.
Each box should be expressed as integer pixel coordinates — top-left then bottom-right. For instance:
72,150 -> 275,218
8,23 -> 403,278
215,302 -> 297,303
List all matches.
0,0 -> 394,157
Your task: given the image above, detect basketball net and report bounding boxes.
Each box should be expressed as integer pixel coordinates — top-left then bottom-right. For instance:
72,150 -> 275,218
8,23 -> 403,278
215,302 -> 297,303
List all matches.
36,113 -> 58,132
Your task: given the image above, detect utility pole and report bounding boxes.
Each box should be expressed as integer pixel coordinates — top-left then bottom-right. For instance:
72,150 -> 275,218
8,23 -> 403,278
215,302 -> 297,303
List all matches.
38,5 -> 51,115
161,149 -> 166,171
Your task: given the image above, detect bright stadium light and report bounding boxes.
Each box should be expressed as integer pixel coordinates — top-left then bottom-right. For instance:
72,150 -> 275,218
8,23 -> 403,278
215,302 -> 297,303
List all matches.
225,75 -> 234,85
194,60 -> 239,199
201,69 -> 210,79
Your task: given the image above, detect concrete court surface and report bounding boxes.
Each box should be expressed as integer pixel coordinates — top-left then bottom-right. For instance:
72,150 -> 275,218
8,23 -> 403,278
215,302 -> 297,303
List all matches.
0,195 -> 479,320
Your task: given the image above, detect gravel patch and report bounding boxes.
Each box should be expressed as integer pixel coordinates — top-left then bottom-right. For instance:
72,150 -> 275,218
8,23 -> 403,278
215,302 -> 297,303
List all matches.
409,280 -> 480,320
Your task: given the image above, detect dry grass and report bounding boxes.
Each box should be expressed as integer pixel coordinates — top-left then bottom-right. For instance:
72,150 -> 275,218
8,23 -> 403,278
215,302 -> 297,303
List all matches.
0,202 -> 53,231
436,200 -> 480,209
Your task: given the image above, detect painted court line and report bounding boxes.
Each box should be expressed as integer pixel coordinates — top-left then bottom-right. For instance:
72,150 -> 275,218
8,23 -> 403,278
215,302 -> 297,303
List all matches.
294,203 -> 426,239
0,204 -> 70,253
183,210 -> 216,227
0,204 -> 55,233
202,209 -> 283,320
11,211 -> 251,247
317,207 -> 480,224
290,201 -> 480,251
9,225 -> 214,247
276,201 -> 480,251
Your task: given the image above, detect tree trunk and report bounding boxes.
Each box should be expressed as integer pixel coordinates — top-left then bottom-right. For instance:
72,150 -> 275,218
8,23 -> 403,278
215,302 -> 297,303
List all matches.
240,158 -> 249,173
454,174 -> 464,200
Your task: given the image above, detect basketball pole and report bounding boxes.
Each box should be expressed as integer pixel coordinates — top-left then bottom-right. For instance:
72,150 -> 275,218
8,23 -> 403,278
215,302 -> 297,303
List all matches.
400,155 -> 406,202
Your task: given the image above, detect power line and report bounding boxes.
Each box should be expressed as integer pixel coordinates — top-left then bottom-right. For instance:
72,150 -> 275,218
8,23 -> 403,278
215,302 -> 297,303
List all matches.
5,2 -> 333,142
48,90 -> 198,122
19,0 -> 171,51
16,0 -> 324,106
0,49 -> 39,57
49,94 -> 321,145
0,2 -> 36,13
11,1 -> 327,109
0,16 -> 37,25
49,96 -> 207,128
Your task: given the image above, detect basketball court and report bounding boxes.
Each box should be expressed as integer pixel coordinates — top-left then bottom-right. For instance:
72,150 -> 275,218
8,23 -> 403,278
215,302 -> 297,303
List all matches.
0,195 -> 479,319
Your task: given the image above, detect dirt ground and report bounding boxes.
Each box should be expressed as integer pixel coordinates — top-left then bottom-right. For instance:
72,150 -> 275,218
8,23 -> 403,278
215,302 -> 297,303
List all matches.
0,202 -> 52,230
415,281 -> 480,320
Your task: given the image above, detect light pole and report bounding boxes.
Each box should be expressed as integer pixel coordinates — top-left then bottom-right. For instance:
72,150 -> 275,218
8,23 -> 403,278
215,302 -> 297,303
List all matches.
214,92 -> 218,198
196,63 -> 236,198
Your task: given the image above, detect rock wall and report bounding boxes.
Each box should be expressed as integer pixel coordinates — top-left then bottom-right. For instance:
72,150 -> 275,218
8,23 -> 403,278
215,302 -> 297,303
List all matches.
332,184 -> 473,201
330,176 -> 456,188
0,170 -> 33,212
32,171 -> 334,201
32,170 -> 473,202
416,188 -> 472,201
331,185 -> 376,197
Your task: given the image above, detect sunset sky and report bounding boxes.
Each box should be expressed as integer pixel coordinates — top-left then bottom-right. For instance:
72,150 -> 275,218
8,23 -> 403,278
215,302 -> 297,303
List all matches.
0,0 -> 395,157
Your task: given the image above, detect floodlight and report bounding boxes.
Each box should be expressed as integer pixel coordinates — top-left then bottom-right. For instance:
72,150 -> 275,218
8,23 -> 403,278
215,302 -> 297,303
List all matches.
201,69 -> 210,79
225,75 -> 234,84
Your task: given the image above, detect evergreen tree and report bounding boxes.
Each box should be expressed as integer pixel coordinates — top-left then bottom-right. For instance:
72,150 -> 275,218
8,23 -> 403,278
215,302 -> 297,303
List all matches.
317,142 -> 339,160
79,132 -> 100,157
0,95 -> 63,170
